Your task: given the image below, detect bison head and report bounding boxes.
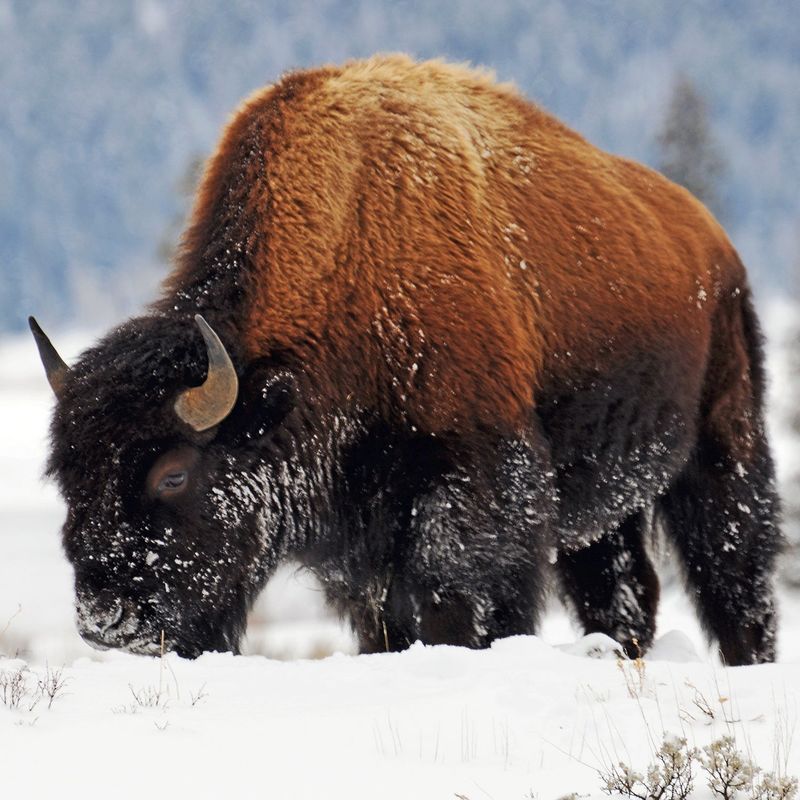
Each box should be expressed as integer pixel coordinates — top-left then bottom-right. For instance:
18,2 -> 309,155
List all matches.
30,314 -> 298,658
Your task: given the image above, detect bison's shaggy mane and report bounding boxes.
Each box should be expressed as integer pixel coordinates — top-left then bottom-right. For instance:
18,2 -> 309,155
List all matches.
157,55 -> 745,440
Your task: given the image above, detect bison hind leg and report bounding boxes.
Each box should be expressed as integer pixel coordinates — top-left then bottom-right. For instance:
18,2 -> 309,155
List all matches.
658,429 -> 779,665
555,509 -> 660,658
659,291 -> 779,665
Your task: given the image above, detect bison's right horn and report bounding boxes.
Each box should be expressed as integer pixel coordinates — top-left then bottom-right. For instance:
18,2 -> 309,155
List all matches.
29,316 -> 69,396
174,315 -> 239,432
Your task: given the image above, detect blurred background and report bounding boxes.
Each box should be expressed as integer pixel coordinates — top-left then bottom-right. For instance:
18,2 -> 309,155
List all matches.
1,0 -> 798,664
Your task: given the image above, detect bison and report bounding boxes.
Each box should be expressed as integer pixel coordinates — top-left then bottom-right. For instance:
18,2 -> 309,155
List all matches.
31,55 -> 779,664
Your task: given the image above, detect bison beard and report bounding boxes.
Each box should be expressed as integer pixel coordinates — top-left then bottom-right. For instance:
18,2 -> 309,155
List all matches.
34,56 -> 779,665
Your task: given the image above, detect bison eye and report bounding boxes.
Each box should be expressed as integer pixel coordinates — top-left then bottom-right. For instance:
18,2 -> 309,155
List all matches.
146,446 -> 199,501
159,471 -> 187,493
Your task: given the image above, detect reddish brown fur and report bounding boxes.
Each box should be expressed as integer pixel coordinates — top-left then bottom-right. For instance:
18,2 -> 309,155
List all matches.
163,55 -> 749,443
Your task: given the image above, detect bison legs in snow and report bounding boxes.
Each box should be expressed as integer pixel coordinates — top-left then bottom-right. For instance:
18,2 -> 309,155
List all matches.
346,434 -> 555,653
660,426 -> 779,665
555,509 -> 660,658
660,436 -> 778,665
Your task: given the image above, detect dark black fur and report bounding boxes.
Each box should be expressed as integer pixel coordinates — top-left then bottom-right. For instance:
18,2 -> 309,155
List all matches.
44,289 -> 779,664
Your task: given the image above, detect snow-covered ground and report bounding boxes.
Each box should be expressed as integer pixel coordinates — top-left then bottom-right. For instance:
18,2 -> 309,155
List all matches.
1,302 -> 798,798
2,636 -> 799,799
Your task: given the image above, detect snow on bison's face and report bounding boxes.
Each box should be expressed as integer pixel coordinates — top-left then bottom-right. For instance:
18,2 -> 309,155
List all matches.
30,314 -> 297,658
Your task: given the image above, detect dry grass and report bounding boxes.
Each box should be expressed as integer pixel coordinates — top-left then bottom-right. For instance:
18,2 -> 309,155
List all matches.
599,733 -> 797,800
0,662 -> 68,712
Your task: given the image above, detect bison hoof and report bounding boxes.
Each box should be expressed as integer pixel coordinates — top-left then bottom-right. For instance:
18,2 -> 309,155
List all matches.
558,632 -> 626,660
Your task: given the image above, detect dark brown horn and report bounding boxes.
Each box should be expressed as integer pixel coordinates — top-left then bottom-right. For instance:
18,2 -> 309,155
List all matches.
28,316 -> 69,396
174,315 -> 239,432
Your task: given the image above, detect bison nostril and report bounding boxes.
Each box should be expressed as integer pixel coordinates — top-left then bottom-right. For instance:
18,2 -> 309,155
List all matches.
98,603 -> 125,635
77,594 -> 141,651
83,602 -> 128,638
78,600 -> 139,650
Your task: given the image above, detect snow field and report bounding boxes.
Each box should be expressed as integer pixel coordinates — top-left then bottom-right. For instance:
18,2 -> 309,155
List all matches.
1,636 -> 798,798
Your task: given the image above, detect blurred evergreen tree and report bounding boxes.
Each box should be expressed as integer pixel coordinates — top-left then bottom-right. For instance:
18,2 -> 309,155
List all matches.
656,74 -> 727,221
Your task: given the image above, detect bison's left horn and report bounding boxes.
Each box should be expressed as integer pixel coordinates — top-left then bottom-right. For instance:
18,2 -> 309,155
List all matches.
174,314 -> 239,432
28,316 -> 69,396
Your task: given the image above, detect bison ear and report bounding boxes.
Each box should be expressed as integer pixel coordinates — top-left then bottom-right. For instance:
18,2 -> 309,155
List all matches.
258,371 -> 297,428
233,367 -> 298,444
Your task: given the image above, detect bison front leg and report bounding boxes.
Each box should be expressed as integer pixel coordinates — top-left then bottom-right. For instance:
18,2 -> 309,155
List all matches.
555,509 -> 660,658
370,434 -> 556,651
